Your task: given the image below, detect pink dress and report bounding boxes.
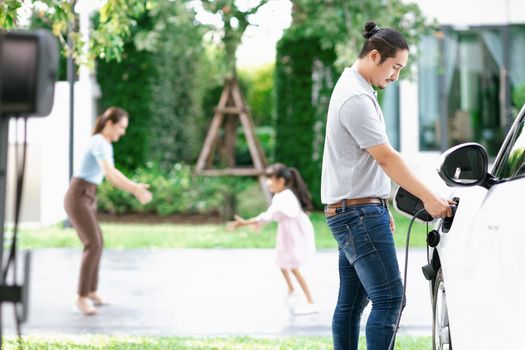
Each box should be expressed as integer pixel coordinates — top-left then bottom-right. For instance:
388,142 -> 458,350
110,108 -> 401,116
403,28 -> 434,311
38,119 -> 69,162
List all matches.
255,189 -> 316,269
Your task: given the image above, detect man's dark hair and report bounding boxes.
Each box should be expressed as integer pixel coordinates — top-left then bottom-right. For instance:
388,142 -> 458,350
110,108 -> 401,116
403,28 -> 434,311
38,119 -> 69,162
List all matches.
358,21 -> 409,64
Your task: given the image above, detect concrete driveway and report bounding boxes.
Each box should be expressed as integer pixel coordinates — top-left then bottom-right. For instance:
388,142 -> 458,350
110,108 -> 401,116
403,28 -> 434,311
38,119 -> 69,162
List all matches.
3,248 -> 433,337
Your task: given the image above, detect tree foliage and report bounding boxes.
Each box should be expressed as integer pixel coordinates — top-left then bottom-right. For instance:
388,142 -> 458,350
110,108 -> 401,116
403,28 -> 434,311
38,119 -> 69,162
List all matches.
275,33 -> 336,207
0,0 -> 23,29
97,40 -> 155,171
238,64 -> 275,126
289,0 -> 433,73
97,0 -> 207,171
146,0 -> 207,169
200,0 -> 269,76
0,0 -> 157,65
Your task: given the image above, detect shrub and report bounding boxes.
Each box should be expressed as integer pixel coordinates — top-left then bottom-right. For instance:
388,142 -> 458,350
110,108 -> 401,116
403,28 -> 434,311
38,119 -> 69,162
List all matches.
235,126 -> 275,165
97,163 -> 227,216
96,163 -> 260,217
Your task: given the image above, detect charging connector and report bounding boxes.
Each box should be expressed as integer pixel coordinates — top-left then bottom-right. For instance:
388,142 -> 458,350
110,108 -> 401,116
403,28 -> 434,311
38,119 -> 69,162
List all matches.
441,199 -> 459,233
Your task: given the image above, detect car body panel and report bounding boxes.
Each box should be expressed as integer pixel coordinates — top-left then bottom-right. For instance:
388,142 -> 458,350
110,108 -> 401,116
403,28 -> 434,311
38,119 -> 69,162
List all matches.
432,108 -> 525,349
437,181 -> 525,349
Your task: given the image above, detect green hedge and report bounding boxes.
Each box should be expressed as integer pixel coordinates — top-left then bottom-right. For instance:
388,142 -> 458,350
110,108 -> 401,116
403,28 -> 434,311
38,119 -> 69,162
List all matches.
275,31 -> 337,208
97,41 -> 155,171
146,1 -> 208,169
96,1 -> 209,171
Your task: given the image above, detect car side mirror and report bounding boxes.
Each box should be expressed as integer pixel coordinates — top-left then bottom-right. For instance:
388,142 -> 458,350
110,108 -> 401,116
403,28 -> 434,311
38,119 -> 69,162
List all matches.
438,143 -> 489,187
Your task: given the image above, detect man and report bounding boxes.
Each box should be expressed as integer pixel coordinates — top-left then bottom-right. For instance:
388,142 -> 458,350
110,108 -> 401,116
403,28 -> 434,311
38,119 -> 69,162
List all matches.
321,21 -> 453,350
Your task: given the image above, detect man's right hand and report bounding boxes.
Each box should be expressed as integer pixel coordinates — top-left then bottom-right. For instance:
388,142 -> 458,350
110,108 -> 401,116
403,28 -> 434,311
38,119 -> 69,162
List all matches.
423,193 -> 455,219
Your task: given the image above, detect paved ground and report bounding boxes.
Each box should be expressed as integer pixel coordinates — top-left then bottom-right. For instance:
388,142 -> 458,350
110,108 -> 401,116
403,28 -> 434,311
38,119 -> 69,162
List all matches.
3,248 -> 433,338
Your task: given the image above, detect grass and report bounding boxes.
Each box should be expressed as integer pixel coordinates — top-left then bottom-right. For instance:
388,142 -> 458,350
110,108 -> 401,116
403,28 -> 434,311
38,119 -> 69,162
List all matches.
14,210 -> 430,250
4,336 -> 432,349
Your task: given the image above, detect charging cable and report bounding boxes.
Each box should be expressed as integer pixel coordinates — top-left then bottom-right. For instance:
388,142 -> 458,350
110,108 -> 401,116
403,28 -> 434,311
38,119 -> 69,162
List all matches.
387,207 -> 428,350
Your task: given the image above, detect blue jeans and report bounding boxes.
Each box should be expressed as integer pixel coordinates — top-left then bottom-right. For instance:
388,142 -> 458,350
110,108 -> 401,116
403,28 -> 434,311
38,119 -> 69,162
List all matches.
326,204 -> 403,350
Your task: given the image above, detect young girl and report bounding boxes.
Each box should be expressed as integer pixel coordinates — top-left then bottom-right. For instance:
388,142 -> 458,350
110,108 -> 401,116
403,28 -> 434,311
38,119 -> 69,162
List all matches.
230,163 -> 318,315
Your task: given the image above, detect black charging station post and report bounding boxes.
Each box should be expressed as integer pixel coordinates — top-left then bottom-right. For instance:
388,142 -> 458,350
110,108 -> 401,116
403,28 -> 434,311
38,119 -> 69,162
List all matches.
0,117 -> 32,350
0,109 -> 31,330
0,29 -> 58,343
0,116 -> 7,269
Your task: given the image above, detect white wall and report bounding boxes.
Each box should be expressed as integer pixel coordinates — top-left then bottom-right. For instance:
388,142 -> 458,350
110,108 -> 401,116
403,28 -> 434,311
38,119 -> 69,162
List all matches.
4,1 -> 101,226
412,0 -> 525,26
399,80 -> 419,155
5,81 -> 96,226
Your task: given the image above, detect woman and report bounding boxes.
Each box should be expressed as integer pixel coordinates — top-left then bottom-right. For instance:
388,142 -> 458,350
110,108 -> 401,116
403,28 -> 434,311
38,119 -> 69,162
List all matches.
64,107 -> 152,315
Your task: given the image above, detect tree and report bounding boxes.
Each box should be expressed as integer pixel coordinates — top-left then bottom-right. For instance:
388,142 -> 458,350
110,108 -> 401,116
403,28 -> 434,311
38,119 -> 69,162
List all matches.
145,0 -> 207,168
200,0 -> 269,77
0,0 -> 23,29
0,0 -> 158,65
288,0 -> 433,73
97,0 -> 208,171
275,33 -> 336,207
238,64 -> 275,126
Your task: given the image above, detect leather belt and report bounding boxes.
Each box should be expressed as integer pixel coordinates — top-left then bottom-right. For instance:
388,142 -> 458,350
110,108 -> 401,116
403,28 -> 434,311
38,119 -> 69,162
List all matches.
324,197 -> 388,218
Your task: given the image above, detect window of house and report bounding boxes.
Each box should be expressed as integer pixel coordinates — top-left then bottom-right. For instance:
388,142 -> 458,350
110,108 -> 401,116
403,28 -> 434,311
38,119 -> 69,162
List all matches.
381,81 -> 400,151
418,35 -> 440,151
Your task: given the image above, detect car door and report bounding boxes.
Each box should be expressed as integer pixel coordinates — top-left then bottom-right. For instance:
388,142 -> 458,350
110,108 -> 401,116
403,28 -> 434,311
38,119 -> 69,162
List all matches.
437,111 -> 525,350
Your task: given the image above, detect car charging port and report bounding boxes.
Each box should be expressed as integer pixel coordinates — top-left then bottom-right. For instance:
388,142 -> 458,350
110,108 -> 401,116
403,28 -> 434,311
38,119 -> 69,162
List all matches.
441,197 -> 459,233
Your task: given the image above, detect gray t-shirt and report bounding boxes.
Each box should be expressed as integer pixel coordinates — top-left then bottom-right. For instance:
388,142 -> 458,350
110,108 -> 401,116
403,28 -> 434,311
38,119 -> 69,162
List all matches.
321,64 -> 390,204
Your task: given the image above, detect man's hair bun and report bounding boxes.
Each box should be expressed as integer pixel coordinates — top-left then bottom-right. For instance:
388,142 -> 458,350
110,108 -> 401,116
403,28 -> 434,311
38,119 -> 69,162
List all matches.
363,21 -> 381,39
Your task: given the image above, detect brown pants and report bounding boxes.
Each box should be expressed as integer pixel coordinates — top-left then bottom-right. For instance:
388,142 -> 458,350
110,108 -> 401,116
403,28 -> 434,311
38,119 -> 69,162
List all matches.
64,177 -> 103,297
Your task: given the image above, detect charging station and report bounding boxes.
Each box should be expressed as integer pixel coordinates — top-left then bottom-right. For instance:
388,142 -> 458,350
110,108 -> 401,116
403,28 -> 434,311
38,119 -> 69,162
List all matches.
0,29 -> 58,342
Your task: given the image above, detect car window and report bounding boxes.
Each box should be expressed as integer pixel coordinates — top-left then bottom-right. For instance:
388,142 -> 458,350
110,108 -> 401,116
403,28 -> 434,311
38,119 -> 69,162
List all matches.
495,119 -> 525,179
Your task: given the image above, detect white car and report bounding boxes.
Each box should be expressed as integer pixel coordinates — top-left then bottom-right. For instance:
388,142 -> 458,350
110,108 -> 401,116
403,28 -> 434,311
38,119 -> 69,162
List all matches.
429,106 -> 525,350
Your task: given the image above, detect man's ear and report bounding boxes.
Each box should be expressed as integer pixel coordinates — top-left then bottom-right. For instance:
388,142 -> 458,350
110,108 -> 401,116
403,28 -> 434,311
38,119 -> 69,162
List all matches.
369,49 -> 381,64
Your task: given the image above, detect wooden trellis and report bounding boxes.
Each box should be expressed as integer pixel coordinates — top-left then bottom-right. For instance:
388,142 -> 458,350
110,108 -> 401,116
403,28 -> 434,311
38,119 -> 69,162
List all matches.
195,78 -> 271,204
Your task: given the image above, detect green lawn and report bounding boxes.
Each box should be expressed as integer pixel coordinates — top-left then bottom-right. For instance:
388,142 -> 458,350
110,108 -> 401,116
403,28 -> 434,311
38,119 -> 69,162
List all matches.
14,210 -> 430,250
6,336 -> 432,349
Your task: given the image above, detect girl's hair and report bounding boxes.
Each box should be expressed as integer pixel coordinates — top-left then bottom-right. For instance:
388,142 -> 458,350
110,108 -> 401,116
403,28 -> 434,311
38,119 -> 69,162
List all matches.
358,21 -> 409,64
93,107 -> 128,135
266,163 -> 313,211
